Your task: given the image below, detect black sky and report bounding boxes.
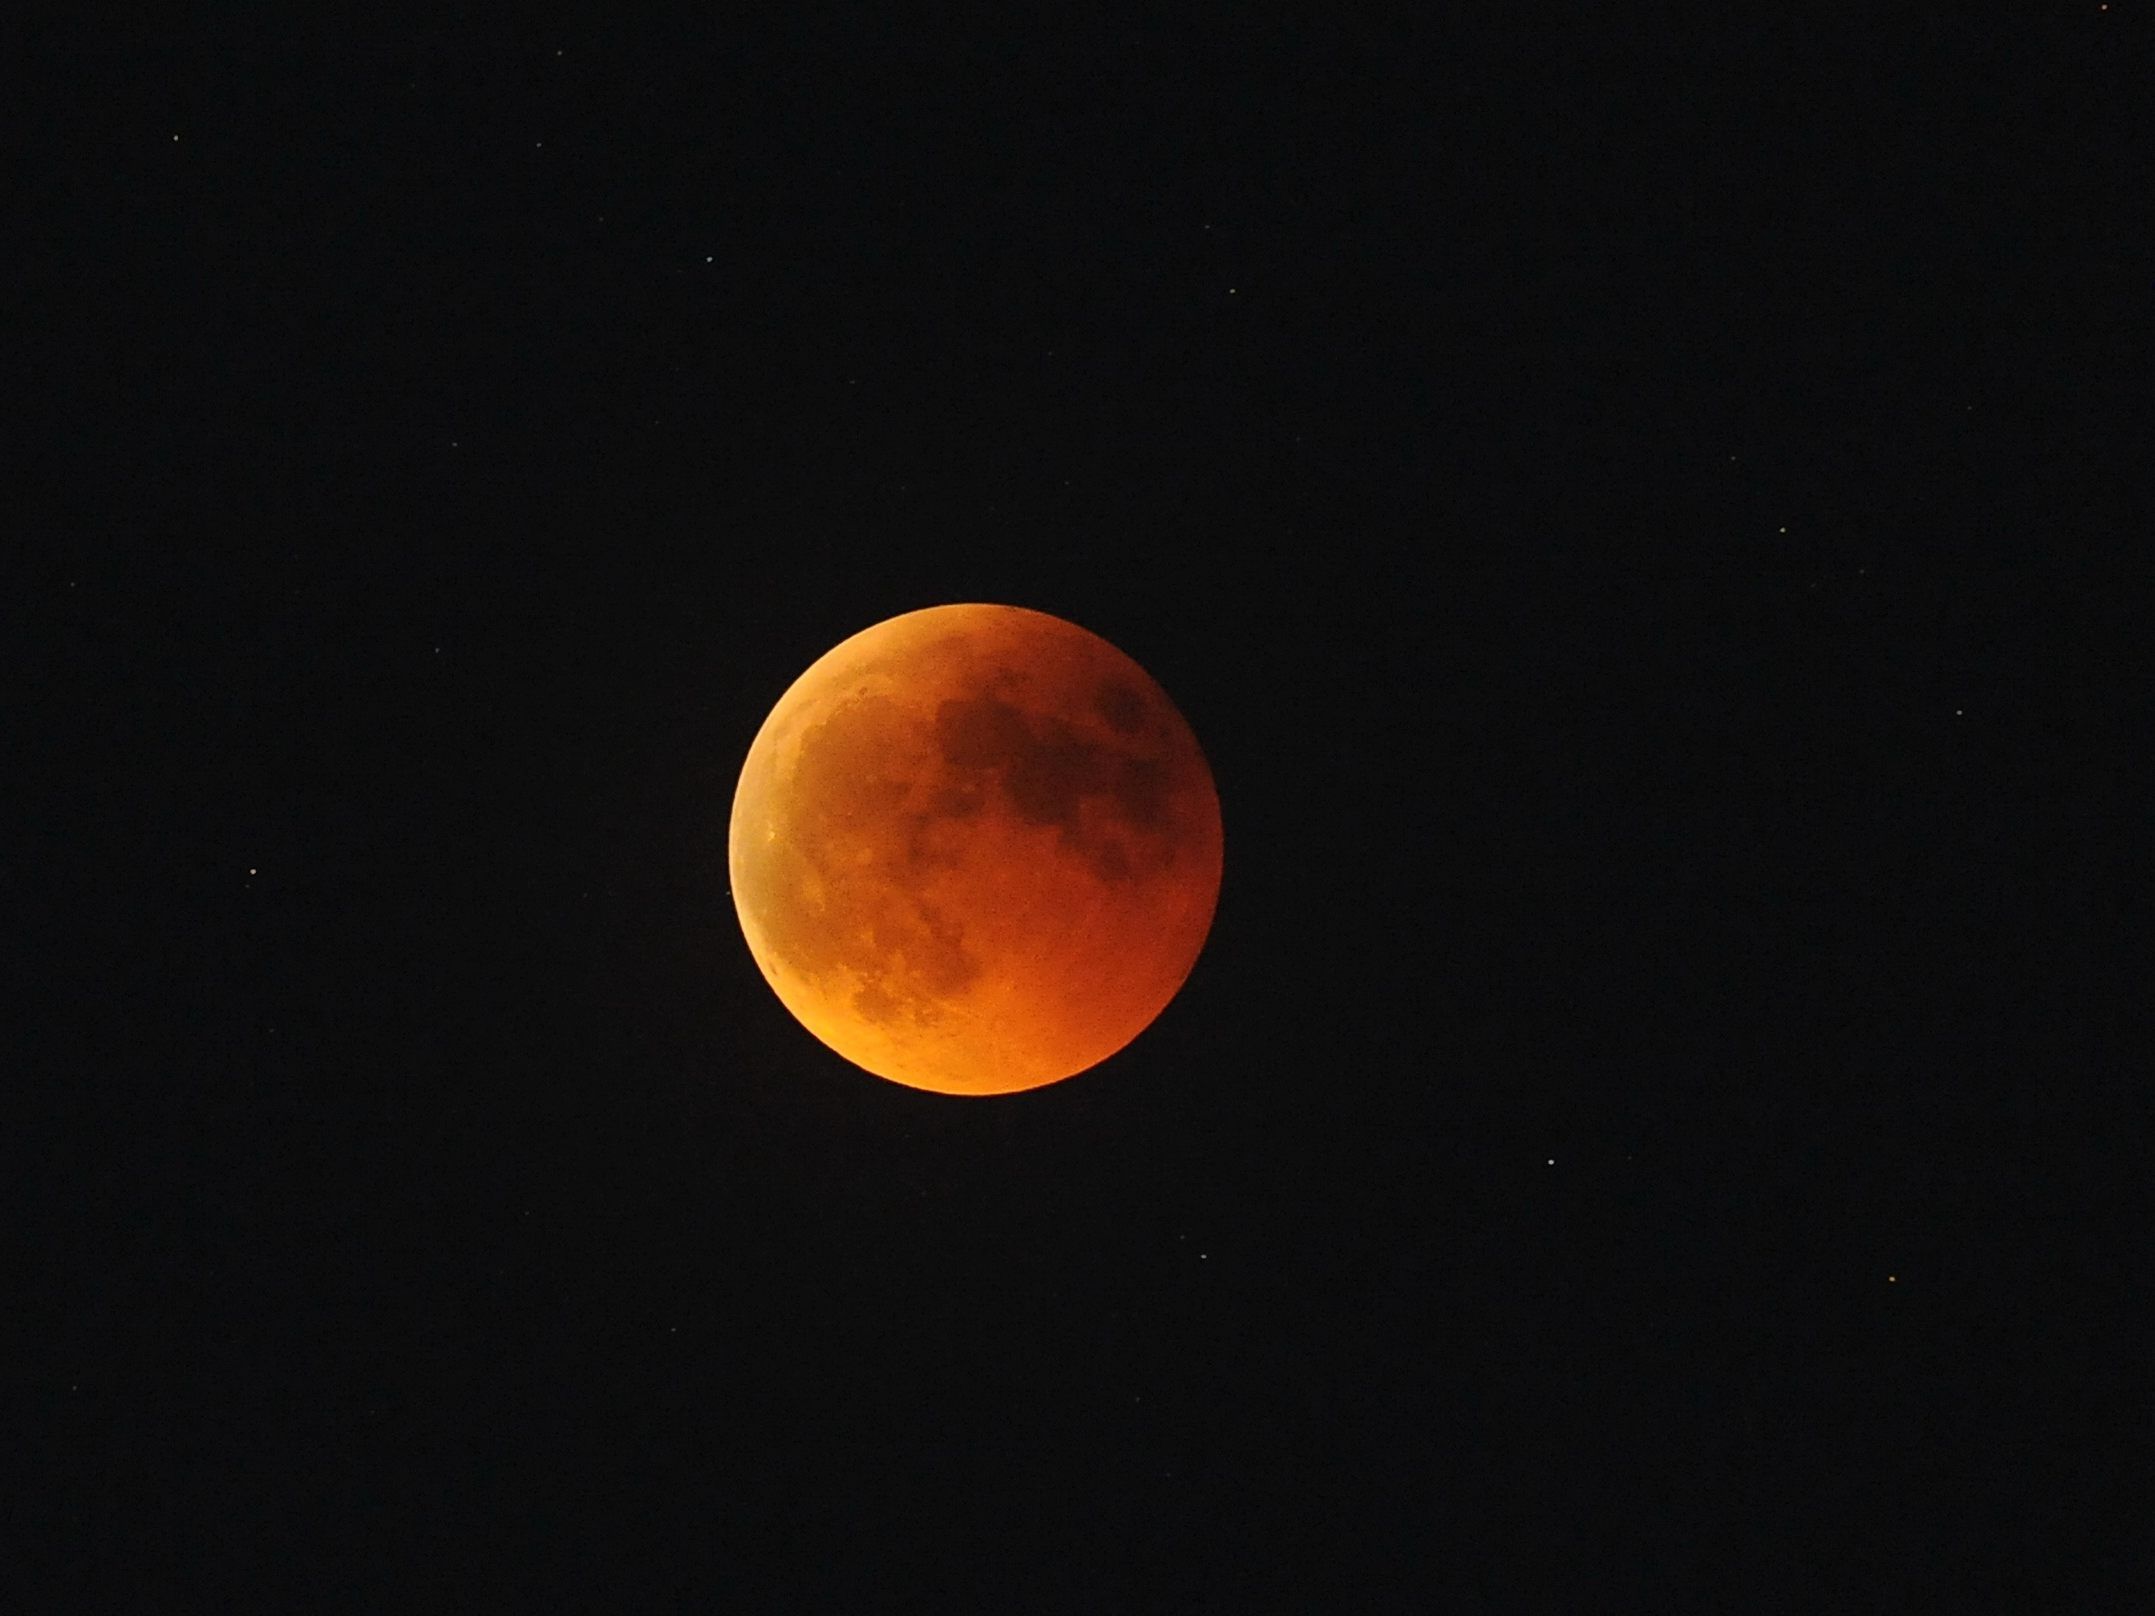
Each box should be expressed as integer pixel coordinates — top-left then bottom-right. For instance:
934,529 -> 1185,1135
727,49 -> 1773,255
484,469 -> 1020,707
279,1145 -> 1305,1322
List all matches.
17,11 -> 2144,1606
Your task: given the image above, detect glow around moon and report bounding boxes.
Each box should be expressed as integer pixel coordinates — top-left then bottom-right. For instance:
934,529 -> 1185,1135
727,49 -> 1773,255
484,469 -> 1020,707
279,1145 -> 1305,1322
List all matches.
728,604 -> 1223,1095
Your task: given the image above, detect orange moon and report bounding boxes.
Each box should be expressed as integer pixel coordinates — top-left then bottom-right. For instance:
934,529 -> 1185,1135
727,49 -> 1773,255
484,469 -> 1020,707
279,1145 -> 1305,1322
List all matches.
728,604 -> 1223,1095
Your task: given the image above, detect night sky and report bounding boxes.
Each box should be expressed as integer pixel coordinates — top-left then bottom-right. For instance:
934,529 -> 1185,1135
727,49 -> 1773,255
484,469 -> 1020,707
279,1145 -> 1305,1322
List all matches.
20,12 -> 2141,1606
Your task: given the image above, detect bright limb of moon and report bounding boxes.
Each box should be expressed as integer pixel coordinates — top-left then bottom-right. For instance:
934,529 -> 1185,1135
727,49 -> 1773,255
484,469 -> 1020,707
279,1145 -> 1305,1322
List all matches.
728,604 -> 1223,1095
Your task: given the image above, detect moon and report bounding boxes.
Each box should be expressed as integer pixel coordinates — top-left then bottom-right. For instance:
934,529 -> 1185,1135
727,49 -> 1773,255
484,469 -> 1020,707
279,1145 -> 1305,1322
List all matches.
728,604 -> 1223,1095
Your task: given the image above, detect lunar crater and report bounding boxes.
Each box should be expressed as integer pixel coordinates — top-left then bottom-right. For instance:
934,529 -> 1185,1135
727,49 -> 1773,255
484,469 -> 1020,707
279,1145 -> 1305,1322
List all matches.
1094,678 -> 1147,734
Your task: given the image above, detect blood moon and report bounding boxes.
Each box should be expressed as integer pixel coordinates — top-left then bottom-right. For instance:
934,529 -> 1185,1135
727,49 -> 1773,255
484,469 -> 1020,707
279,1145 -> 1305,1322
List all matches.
728,604 -> 1222,1095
